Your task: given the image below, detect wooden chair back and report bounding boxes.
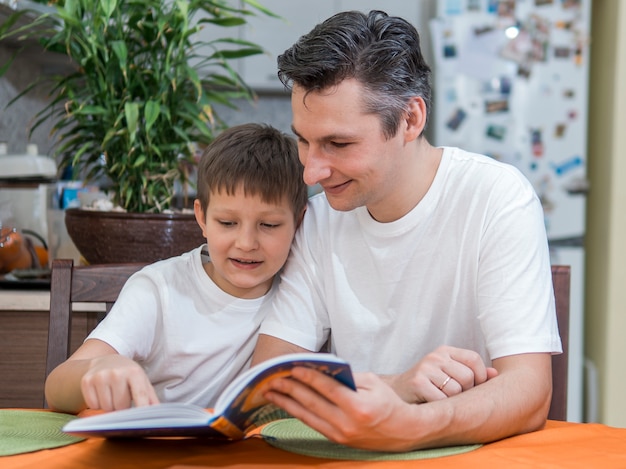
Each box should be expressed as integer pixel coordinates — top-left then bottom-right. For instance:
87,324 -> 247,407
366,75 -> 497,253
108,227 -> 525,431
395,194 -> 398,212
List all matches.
548,265 -> 571,421
45,260 -> 571,418
45,258 -> 147,405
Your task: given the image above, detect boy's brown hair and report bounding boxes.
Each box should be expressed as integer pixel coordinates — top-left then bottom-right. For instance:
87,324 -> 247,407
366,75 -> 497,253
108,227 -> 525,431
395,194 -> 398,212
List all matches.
196,123 -> 308,219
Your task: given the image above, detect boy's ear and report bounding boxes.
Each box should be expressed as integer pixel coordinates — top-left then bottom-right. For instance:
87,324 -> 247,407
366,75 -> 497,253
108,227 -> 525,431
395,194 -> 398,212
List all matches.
295,206 -> 307,229
194,199 -> 208,237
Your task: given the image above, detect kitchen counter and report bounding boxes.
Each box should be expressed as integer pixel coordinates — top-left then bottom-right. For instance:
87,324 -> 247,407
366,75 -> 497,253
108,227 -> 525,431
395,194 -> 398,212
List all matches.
0,288 -> 104,312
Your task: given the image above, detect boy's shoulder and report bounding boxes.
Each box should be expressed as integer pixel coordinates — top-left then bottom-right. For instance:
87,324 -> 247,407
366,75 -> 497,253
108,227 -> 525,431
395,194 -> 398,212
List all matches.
138,246 -> 204,281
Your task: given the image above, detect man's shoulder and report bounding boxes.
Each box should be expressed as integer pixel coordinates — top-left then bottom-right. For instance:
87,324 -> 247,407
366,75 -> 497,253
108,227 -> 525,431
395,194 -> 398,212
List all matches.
444,146 -> 531,188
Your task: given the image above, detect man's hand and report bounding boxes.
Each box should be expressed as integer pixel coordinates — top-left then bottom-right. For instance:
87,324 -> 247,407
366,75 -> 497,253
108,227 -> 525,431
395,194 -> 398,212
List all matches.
263,352 -> 551,452
80,354 -> 160,411
382,345 -> 498,403
264,368 -> 430,451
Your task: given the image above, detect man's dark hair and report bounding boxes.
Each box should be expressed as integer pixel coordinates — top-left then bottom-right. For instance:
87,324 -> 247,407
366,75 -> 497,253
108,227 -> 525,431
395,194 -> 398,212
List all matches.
277,10 -> 432,139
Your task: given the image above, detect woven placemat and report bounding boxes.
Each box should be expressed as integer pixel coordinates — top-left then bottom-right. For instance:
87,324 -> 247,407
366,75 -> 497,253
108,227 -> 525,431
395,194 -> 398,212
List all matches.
261,419 -> 481,461
0,410 -> 85,456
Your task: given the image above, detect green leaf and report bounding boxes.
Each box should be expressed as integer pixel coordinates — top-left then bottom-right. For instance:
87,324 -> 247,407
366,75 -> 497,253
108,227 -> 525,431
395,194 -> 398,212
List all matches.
124,102 -> 139,145
144,100 -> 160,133
111,40 -> 128,69
100,0 -> 118,20
132,154 -> 147,168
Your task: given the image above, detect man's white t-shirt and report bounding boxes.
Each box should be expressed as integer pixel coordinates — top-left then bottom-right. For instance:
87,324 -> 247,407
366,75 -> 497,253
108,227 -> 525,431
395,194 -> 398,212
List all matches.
260,147 -> 562,374
87,245 -> 272,407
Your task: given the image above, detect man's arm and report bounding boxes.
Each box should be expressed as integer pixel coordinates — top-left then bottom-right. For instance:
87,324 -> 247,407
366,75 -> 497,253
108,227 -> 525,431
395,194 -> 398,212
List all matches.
263,352 -> 552,451
251,333 -> 314,366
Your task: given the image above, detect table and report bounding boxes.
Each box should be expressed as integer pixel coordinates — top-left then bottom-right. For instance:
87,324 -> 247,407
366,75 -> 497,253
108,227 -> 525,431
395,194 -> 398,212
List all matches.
2,420 -> 626,468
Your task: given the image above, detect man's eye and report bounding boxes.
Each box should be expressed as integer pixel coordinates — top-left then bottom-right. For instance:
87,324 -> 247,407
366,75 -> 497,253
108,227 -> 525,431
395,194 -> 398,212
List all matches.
331,141 -> 350,148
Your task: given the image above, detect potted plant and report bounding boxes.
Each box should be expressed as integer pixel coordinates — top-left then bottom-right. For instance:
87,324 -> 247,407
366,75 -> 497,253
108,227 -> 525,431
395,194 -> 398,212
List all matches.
0,0 -> 276,263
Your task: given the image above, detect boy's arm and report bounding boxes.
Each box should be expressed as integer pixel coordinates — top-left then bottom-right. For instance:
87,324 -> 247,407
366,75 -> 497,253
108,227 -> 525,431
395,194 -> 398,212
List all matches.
44,339 -> 159,414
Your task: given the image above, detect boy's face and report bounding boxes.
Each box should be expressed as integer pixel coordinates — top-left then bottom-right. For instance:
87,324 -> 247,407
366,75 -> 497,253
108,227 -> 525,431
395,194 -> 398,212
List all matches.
194,186 -> 300,299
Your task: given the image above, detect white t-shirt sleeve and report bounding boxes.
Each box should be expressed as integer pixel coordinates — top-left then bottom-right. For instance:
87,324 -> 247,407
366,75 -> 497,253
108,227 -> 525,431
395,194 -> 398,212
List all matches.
87,270 -> 160,359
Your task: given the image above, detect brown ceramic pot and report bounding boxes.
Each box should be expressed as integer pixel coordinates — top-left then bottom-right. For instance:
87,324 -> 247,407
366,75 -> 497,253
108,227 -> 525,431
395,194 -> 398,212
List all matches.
64,208 -> 205,264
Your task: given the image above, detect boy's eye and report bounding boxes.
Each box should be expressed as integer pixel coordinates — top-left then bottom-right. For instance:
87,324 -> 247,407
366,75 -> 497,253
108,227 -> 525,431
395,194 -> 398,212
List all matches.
218,220 -> 235,226
261,223 -> 280,228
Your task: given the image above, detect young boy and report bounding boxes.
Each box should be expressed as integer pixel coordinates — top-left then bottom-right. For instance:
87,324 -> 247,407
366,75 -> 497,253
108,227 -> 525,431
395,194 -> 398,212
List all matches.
44,123 -> 308,414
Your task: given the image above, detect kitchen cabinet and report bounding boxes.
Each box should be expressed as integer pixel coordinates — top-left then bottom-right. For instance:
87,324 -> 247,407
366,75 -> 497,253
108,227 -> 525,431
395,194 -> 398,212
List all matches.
0,290 -> 102,408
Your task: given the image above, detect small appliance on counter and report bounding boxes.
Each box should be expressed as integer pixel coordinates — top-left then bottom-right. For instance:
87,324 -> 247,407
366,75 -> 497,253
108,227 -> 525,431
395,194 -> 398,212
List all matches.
0,143 -> 57,180
0,143 -> 56,285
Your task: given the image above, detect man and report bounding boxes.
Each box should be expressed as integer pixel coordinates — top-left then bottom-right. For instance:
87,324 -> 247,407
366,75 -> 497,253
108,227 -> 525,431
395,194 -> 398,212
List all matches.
252,10 -> 561,451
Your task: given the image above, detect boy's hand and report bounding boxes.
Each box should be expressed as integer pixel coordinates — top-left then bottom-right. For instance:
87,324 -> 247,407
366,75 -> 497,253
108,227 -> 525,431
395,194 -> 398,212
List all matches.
80,354 -> 160,411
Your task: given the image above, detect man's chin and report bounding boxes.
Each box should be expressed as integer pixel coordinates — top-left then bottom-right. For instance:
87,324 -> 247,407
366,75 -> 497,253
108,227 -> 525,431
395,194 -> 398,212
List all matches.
325,196 -> 359,212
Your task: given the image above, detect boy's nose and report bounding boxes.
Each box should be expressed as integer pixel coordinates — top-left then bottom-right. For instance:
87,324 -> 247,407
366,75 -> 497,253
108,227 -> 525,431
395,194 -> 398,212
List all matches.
236,227 -> 259,251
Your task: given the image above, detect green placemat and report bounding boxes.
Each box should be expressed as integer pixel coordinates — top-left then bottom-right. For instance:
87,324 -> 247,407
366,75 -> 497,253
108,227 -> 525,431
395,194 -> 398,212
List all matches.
0,410 -> 85,456
261,419 -> 481,461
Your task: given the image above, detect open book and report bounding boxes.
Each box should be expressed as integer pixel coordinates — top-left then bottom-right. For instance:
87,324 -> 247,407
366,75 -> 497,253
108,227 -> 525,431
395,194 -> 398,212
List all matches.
62,353 -> 355,439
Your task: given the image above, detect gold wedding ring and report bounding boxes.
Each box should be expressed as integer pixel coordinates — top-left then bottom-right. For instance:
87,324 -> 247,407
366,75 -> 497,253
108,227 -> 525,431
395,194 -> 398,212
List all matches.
439,375 -> 451,391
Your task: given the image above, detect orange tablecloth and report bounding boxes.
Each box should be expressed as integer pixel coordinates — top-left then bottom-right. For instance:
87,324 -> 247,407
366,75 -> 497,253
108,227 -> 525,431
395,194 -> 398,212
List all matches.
3,420 -> 626,469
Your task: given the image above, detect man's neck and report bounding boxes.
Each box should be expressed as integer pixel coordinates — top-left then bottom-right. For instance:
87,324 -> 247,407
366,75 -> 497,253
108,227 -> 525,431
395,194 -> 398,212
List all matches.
367,139 -> 442,223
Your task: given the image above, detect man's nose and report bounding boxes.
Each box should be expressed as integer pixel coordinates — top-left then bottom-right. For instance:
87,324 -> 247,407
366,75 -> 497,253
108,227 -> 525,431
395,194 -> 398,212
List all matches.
301,146 -> 331,186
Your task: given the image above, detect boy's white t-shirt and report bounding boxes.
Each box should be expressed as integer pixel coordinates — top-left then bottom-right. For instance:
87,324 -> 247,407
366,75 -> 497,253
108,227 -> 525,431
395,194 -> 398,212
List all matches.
87,245 -> 273,407
260,147 -> 562,373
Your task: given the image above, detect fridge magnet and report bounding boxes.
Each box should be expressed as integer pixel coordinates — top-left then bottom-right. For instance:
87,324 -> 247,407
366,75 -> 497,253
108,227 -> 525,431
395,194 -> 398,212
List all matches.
443,0 -> 463,15
534,0 -> 554,6
485,98 -> 509,113
574,42 -> 584,65
563,88 -> 575,98
446,108 -> 467,131
496,0 -> 516,28
467,0 -> 481,12
483,76 -> 513,95
530,128 -> 544,156
445,86 -> 458,102
554,20 -> 574,31
562,0 -> 582,10
500,29 -> 532,65
554,46 -> 571,59
444,43 -> 458,58
554,123 -> 567,138
551,155 -> 583,176
486,124 -> 507,141
563,176 -> 589,195
517,63 -> 532,78
535,176 -> 555,213
527,14 -> 550,62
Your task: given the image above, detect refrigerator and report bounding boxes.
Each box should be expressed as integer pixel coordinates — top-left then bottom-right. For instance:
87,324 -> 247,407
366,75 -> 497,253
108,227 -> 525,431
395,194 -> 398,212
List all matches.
429,0 -> 591,422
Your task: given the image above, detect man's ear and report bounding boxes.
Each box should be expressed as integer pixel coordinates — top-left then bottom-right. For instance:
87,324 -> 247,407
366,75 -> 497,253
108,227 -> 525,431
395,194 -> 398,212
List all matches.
194,199 -> 208,237
404,96 -> 427,142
